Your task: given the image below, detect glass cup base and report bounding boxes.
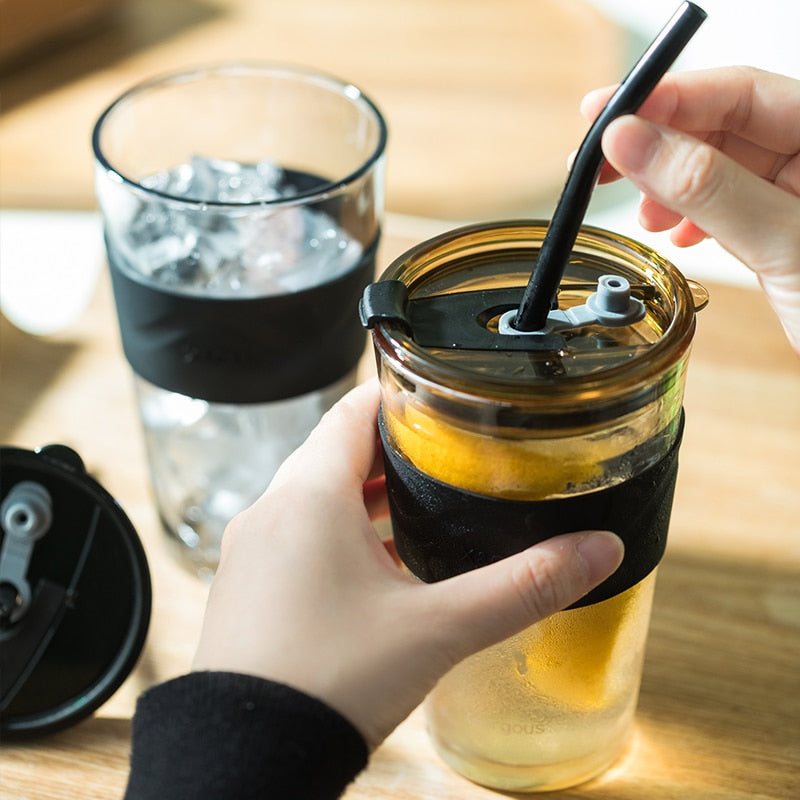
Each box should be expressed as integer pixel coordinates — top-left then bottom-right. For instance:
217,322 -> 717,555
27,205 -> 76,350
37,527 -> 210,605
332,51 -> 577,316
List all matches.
431,726 -> 632,793
141,370 -> 358,579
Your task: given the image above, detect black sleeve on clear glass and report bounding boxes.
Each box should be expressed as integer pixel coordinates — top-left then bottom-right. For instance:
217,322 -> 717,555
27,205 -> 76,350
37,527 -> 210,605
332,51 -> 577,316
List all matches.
108,236 -> 378,404
379,411 -> 684,607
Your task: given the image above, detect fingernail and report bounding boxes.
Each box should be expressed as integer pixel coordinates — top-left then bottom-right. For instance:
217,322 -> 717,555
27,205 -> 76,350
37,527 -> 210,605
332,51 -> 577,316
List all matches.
603,116 -> 663,176
576,531 -> 625,585
566,150 -> 576,170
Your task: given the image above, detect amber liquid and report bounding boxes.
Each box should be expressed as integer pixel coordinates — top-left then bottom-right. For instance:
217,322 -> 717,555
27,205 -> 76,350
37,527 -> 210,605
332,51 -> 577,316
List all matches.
385,400 -> 659,791
427,575 -> 655,791
371,220 -> 698,790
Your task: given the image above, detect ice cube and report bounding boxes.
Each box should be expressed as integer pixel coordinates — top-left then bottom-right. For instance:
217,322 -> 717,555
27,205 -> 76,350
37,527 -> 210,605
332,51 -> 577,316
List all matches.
239,206 -> 306,293
189,156 -> 284,203
142,162 -> 195,197
238,205 -> 363,295
110,156 -> 363,296
137,231 -> 198,281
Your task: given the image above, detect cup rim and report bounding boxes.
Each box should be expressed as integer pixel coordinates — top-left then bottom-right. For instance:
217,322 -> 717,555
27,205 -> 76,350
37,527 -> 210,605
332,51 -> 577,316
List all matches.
91,61 -> 388,209
370,219 -> 698,409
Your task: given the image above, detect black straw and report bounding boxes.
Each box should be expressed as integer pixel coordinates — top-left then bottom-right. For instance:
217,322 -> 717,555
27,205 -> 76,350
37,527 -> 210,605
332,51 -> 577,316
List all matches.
513,1 -> 707,331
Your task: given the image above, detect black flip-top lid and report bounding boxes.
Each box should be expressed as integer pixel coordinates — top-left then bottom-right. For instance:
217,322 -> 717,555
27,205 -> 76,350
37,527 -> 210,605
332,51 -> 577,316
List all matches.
0,445 -> 151,738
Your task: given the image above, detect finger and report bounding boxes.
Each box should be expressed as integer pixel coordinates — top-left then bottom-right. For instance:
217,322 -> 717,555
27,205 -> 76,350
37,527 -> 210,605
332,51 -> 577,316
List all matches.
584,67 -> 800,154
601,115 -> 800,281
381,536 -> 402,566
669,218 -> 709,248
429,531 -> 624,661
637,195 -> 709,245
647,67 -> 800,154
568,146 -> 622,185
363,475 -> 389,521
271,379 -> 381,494
638,193 -> 684,231
595,162 -> 623,184
579,83 -> 676,129
577,83 -> 692,185
579,84 -> 616,121
366,434 -> 385,482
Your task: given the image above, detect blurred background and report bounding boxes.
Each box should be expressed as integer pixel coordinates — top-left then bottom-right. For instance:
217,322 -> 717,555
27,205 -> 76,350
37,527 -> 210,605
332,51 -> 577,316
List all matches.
1,0 -> 799,332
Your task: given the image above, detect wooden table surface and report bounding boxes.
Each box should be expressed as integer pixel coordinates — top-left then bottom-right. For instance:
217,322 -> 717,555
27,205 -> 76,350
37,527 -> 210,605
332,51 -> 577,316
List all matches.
2,1 -> 800,798
0,0 -> 624,219
2,228 -> 799,799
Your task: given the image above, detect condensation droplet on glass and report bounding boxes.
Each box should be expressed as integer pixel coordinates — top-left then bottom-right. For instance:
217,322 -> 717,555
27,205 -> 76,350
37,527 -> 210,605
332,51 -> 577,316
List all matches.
513,650 -> 528,676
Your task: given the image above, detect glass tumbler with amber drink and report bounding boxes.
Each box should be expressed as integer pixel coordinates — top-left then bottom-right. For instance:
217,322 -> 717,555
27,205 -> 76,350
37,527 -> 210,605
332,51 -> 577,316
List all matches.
360,220 -> 706,791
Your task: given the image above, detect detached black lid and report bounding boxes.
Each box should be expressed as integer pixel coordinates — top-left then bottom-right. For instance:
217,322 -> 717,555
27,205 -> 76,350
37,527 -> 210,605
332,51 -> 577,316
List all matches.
0,445 -> 151,738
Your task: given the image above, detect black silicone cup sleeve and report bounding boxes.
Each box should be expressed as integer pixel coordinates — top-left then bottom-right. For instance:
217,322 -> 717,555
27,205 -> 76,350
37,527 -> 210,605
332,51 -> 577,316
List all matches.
108,237 -> 377,404
380,411 -> 683,608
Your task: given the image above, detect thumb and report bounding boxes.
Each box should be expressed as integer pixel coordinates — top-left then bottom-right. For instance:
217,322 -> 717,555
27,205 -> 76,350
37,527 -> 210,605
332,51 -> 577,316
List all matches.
602,115 -> 800,352
430,531 -> 624,662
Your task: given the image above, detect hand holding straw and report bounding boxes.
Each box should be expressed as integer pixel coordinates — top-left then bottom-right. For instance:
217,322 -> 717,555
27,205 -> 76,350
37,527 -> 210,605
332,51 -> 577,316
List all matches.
513,1 -> 707,332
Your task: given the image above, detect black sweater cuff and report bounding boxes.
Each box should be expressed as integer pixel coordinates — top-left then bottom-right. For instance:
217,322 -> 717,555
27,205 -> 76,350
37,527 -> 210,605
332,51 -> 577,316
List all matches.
124,671 -> 369,800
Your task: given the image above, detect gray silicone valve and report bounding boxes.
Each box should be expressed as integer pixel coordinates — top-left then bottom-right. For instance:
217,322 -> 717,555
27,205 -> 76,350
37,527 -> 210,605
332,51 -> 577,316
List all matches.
498,274 -> 646,336
0,481 -> 53,624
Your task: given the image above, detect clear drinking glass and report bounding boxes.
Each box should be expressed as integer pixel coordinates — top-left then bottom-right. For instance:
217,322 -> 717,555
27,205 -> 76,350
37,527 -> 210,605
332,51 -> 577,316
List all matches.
364,220 -> 705,791
93,64 -> 386,577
